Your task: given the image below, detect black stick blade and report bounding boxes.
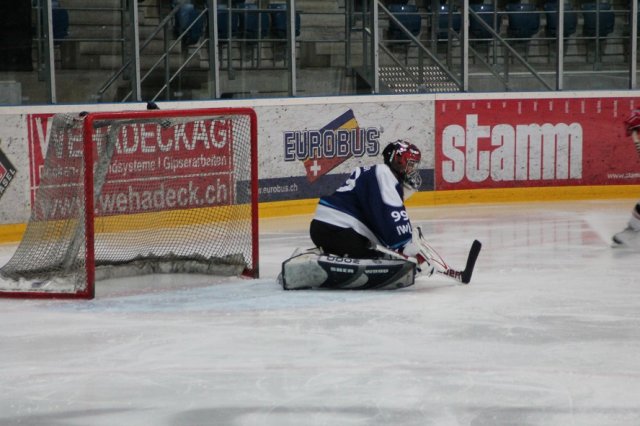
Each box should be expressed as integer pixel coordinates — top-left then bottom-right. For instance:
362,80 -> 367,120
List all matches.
461,240 -> 482,284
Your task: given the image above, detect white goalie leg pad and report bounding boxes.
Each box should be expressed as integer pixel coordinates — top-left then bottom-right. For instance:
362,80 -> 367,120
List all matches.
280,252 -> 416,290
277,247 -> 323,288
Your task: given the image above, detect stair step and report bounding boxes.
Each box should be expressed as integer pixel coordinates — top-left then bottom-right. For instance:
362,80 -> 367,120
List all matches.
63,0 -> 123,8
98,53 -> 205,70
379,65 -> 460,93
79,38 -> 170,55
68,9 -> 125,26
295,0 -> 341,13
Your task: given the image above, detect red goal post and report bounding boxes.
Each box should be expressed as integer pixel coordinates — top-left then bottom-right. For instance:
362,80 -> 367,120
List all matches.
0,107 -> 259,299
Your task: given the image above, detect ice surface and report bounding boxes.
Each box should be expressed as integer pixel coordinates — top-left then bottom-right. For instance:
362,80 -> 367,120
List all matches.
1,200 -> 639,426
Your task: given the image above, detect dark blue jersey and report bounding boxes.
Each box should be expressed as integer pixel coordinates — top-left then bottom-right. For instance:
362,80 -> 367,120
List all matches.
313,164 -> 413,249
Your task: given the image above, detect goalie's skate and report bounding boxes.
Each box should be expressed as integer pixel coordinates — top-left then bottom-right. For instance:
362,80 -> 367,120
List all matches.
612,226 -> 640,248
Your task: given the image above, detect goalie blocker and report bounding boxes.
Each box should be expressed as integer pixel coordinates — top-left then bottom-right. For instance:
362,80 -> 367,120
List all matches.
279,250 -> 416,290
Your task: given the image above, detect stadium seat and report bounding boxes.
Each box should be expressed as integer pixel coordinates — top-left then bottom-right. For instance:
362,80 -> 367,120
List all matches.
505,3 -> 540,39
35,0 -> 68,42
631,1 -> 640,33
388,4 -> 421,40
468,3 -> 502,62
51,7 -> 69,41
543,2 -> 577,61
268,3 -> 301,40
543,2 -> 578,38
469,3 -> 502,40
434,4 -> 461,40
235,3 -> 270,65
216,3 -> 240,41
173,2 -> 204,45
581,2 -> 615,38
580,2 -> 615,62
505,3 -> 540,60
237,3 -> 270,41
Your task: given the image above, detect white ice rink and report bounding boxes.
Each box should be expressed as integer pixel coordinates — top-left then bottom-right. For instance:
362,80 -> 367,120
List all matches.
1,199 -> 639,426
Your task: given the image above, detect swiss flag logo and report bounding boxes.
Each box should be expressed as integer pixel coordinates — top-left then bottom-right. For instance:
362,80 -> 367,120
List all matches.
303,109 -> 359,183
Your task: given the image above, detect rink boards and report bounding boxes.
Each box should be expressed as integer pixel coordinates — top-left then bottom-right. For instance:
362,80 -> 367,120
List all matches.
1,93 -> 640,241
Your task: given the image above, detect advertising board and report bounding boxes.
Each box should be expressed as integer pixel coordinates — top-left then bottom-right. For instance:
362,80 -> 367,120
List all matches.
254,101 -> 436,202
28,113 -> 241,221
435,97 -> 640,190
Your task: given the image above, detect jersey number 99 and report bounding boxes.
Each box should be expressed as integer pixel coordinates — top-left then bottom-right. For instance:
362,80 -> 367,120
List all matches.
391,210 -> 409,222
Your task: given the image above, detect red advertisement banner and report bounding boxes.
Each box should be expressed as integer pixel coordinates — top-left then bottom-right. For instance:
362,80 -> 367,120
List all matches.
435,97 -> 640,190
27,114 -> 237,219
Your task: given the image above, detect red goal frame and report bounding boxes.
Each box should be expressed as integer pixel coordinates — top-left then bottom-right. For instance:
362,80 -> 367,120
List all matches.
0,107 -> 259,299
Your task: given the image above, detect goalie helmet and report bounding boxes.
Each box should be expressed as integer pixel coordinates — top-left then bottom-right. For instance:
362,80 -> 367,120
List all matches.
624,109 -> 640,136
382,140 -> 422,191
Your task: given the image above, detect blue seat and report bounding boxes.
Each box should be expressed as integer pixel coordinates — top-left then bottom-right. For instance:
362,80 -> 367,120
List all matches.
505,3 -> 540,39
580,2 -> 614,63
469,3 -> 502,40
51,7 -> 69,40
434,4 -> 461,40
581,2 -> 615,37
268,3 -> 301,39
216,4 -> 240,41
388,4 -> 421,40
173,2 -> 204,45
237,3 -> 270,40
37,1 -> 68,41
627,0 -> 640,33
543,2 -> 578,37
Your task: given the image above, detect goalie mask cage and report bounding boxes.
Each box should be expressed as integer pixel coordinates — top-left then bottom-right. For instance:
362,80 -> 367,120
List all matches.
0,108 -> 258,299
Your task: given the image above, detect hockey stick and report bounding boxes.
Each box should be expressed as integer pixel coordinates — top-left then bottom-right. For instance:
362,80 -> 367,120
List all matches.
373,239 -> 482,284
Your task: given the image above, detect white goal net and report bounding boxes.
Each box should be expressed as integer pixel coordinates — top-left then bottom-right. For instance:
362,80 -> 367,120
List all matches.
0,108 -> 259,299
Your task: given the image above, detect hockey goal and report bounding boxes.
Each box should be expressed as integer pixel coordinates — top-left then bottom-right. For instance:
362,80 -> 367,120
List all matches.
0,108 -> 258,299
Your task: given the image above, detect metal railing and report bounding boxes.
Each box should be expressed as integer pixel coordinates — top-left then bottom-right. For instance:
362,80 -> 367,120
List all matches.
95,3 -> 201,102
349,0 -> 640,93
95,0 -> 318,101
6,0 -> 640,105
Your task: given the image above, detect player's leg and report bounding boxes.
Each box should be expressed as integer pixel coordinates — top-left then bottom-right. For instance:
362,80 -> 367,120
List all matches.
613,201 -> 640,246
309,220 -> 379,258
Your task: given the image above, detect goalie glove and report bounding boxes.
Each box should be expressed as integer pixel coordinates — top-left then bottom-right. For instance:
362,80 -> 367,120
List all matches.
402,239 -> 435,277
